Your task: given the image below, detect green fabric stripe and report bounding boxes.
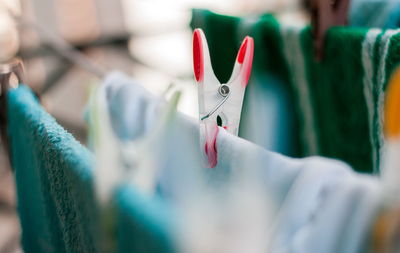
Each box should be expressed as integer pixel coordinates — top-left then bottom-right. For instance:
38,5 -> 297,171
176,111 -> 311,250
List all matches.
377,30 -> 400,172
299,26 -> 372,173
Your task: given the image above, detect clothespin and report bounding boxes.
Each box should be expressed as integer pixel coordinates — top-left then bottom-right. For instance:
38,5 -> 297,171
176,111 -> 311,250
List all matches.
371,68 -> 400,253
307,0 -> 350,60
192,28 -> 254,168
0,58 -> 25,156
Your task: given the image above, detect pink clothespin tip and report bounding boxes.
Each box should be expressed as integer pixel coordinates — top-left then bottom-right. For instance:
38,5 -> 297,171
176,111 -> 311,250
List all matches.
192,28 -> 254,168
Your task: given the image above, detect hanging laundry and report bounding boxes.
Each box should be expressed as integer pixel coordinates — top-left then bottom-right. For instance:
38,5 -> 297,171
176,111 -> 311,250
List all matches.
6,70 -> 387,253
89,72 -> 384,253
350,0 -> 400,29
7,85 -> 99,253
269,159 -> 382,253
87,71 -> 204,253
6,80 -> 191,253
191,9 -> 400,173
88,72 -> 202,200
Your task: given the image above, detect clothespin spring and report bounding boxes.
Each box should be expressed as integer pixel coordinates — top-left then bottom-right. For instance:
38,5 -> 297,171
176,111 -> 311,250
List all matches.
200,84 -> 231,121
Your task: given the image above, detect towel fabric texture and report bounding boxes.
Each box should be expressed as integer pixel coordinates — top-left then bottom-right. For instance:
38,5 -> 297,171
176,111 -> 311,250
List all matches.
191,9 -> 400,173
7,85 -> 99,253
7,84 -> 176,253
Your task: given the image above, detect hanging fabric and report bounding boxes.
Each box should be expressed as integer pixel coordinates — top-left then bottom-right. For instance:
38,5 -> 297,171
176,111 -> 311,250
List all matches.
191,9 -> 400,174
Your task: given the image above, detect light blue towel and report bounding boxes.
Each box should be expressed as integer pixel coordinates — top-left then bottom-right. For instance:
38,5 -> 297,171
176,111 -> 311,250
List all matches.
101,72 -> 384,253
99,72 -> 202,200
7,85 -> 99,253
103,73 -> 161,141
210,129 -> 383,253
350,0 -> 400,28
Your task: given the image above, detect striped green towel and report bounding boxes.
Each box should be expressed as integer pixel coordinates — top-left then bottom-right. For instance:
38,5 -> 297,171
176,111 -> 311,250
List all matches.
191,9 -> 400,173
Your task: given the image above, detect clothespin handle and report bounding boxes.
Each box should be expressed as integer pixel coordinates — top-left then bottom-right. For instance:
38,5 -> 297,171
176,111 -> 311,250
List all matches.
307,0 -> 350,60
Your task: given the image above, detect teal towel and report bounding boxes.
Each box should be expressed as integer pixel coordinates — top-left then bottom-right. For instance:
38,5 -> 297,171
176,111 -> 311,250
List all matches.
114,185 -> 175,253
7,85 -> 99,253
191,9 -> 400,173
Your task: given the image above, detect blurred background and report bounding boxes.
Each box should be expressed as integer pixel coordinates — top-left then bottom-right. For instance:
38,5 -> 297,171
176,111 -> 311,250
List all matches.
0,0 -> 308,252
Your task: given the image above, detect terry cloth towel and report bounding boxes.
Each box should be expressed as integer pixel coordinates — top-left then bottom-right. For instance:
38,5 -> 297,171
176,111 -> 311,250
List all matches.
7,85 -> 99,253
350,0 -> 400,29
98,72 -> 383,253
191,9 -> 400,174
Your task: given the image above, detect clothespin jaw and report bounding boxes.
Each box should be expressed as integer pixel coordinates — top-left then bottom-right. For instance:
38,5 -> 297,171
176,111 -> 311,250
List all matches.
308,0 -> 350,60
192,28 -> 254,168
0,58 -> 24,158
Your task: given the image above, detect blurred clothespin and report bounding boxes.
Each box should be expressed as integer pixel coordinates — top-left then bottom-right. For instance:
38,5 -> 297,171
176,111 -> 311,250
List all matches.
192,28 -> 254,168
372,68 -> 400,253
307,0 -> 350,60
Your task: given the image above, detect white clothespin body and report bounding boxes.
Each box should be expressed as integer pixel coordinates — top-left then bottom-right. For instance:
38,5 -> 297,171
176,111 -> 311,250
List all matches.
193,28 -> 254,168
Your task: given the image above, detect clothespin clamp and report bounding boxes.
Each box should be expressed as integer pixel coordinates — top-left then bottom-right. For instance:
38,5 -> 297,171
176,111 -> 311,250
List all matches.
307,0 -> 350,60
0,58 -> 24,156
192,28 -> 254,168
371,68 -> 400,253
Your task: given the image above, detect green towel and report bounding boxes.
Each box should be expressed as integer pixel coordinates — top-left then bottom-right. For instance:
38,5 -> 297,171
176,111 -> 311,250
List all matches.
191,9 -> 400,173
7,85 -> 99,253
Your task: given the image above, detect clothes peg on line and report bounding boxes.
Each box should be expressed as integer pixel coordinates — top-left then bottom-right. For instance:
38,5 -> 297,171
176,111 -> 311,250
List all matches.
192,28 -> 254,168
307,0 -> 350,60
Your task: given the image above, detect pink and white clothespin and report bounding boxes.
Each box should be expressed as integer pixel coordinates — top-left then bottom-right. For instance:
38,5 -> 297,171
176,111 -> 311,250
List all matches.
192,28 -> 254,168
